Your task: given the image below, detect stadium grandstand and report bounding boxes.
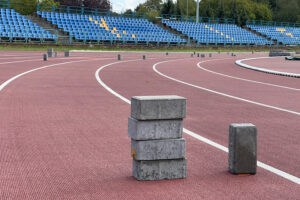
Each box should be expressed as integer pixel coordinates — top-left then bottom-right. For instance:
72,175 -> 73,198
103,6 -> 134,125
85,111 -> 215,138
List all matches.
0,0 -> 299,48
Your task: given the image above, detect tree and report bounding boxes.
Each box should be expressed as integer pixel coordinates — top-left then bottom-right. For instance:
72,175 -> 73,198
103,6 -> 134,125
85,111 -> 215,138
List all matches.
39,0 -> 60,11
217,0 -> 225,18
55,0 -> 82,7
161,0 -> 175,15
83,0 -> 111,10
10,0 -> 37,15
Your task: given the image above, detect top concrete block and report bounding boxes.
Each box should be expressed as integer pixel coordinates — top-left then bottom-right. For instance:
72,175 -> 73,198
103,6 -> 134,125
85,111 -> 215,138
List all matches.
131,96 -> 186,120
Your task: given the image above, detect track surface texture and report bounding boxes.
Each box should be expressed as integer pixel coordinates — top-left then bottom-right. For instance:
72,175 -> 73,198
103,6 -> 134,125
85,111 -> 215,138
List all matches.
241,57 -> 300,74
0,51 -> 299,200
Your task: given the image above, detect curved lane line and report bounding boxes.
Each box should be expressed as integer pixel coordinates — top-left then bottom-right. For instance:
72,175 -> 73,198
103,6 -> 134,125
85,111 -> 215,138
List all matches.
0,58 -> 113,92
95,58 -> 300,185
153,59 -> 300,116
236,57 -> 300,78
197,59 -> 300,91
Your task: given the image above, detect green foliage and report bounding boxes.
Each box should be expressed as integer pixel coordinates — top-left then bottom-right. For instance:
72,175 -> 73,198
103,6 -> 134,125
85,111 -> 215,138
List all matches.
10,0 -> 37,15
39,0 -> 60,12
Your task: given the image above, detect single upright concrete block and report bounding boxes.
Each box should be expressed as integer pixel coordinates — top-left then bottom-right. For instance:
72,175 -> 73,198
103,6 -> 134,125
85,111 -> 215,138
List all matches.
131,96 -> 186,120
197,53 -> 200,57
166,52 -> 169,56
193,51 -> 196,55
143,55 -> 146,60
209,53 -> 212,57
133,159 -> 187,181
252,50 -> 254,54
43,54 -> 48,61
118,54 -> 121,60
201,54 -> 205,58
54,52 -> 58,57
128,117 -> 183,140
47,48 -> 53,57
191,54 -> 194,57
228,123 -> 257,175
131,138 -> 186,160
65,50 -> 70,57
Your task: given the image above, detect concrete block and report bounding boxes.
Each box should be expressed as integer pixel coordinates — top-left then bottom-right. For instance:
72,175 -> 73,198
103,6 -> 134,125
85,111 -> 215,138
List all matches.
201,54 -> 205,58
43,54 -> 48,61
229,123 -> 257,174
166,52 -> 169,56
118,54 -> 121,60
128,117 -> 183,140
197,53 -> 200,57
191,54 -> 194,57
209,53 -> 212,57
143,55 -> 146,60
131,96 -> 186,120
65,50 -> 70,57
54,52 -> 58,57
131,138 -> 185,160
133,159 -> 187,181
47,48 -> 53,57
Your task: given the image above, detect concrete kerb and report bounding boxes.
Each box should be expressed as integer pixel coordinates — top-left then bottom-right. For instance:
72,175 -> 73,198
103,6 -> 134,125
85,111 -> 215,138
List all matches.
236,57 -> 300,78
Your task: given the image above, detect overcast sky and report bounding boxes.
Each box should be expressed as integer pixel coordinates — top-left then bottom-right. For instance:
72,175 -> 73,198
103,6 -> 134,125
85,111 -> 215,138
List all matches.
110,0 -> 146,13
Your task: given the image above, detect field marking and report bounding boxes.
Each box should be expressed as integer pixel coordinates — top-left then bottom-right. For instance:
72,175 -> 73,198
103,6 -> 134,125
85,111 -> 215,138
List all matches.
95,58 -> 300,185
0,58 -> 113,92
153,59 -> 300,116
197,59 -> 300,91
236,57 -> 300,78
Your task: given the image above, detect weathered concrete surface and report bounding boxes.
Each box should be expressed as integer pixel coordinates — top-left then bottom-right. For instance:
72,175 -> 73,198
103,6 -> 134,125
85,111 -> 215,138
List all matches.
133,159 -> 187,181
128,117 -> 183,140
131,138 -> 185,160
65,51 -> 70,57
43,54 -> 48,61
131,96 -> 186,120
47,48 -> 53,57
228,123 -> 257,174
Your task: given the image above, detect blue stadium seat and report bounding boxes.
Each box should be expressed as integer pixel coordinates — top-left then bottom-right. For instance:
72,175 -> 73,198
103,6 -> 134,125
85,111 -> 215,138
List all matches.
37,11 -> 186,44
247,25 -> 300,45
162,20 -> 273,45
0,9 -> 57,42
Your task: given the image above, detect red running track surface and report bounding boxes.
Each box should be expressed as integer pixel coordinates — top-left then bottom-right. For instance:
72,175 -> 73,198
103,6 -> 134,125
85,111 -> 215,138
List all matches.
0,51 -> 299,199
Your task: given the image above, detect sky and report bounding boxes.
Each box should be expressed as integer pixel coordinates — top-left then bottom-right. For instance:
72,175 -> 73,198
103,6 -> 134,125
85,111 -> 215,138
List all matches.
110,0 -> 146,13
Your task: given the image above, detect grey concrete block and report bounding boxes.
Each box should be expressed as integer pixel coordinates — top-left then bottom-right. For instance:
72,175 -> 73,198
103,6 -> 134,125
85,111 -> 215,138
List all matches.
197,53 -> 200,57
209,53 -> 212,57
128,117 -> 183,140
229,123 -> 257,174
201,54 -> 205,58
143,55 -> 146,60
131,138 -> 185,160
47,48 -> 53,57
118,54 -> 121,60
65,51 -> 70,57
43,54 -> 48,61
131,96 -> 186,120
191,54 -> 194,57
55,52 -> 58,57
166,52 -> 169,56
133,159 -> 187,181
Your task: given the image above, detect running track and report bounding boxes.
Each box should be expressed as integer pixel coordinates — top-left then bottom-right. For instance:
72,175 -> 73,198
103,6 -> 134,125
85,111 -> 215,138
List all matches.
0,51 -> 299,199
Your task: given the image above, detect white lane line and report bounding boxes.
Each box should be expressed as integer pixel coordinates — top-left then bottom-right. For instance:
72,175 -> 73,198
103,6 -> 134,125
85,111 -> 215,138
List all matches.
197,59 -> 300,91
236,57 -> 300,78
0,59 -> 42,65
153,59 -> 300,116
95,58 -> 300,185
0,58 -> 113,92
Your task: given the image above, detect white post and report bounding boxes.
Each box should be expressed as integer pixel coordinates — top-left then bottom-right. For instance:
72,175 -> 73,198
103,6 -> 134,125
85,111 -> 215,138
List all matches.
196,0 -> 200,23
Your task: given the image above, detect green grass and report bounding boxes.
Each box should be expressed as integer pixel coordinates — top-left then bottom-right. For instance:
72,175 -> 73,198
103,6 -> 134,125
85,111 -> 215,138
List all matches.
0,43 -> 299,53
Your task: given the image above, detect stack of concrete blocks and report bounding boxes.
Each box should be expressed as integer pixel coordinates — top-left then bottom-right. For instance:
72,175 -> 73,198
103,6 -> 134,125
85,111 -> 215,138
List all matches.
128,96 -> 187,181
64,50 -> 70,57
47,48 -> 53,58
228,123 -> 257,175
